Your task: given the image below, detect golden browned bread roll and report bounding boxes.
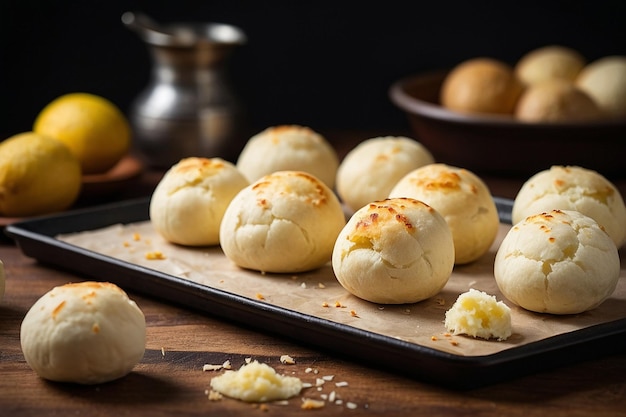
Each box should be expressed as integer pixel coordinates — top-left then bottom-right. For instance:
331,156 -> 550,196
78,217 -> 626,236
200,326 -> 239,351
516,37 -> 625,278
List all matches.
332,198 -> 454,304
512,165 -> 626,248
440,58 -> 523,115
219,171 -> 346,273
389,163 -> 500,264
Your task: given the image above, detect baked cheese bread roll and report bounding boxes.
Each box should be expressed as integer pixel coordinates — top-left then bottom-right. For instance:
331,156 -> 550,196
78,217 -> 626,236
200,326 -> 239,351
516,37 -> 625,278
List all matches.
515,45 -> 586,86
236,125 -> 339,188
440,58 -> 523,115
336,136 -> 434,212
512,165 -> 626,248
150,157 -> 249,246
495,210 -> 620,314
576,55 -> 626,119
20,281 -> 146,384
332,198 -> 454,304
389,163 -> 499,264
219,171 -> 345,273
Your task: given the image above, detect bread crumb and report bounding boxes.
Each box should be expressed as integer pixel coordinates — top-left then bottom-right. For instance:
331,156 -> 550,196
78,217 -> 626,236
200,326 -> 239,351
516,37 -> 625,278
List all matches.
349,310 -> 359,318
256,293 -> 265,300
161,347 -> 166,357
346,402 -> 358,409
335,381 -> 348,387
300,282 -> 307,289
280,355 -> 295,365
321,302 -> 329,308
328,391 -> 337,402
301,398 -> 325,409
145,251 -> 166,260
133,232 -> 141,241
203,364 -> 224,372
318,283 -> 326,289
207,390 -> 223,401
431,336 -> 438,341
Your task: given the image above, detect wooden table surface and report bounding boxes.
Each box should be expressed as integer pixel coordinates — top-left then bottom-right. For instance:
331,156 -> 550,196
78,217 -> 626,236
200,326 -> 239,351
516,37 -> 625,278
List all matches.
1,132 -> 626,416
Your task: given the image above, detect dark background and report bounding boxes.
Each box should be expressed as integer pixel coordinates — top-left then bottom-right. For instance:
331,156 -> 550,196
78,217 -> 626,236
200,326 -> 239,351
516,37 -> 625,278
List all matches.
1,1 -> 625,143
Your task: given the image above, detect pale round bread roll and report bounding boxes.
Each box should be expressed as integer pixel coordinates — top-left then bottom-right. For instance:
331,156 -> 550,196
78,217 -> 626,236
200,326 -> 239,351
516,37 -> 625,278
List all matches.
515,45 -> 586,86
389,164 -> 500,264
20,281 -> 146,384
336,136 -> 435,212
236,125 -> 339,188
332,198 -> 454,304
150,157 -> 249,246
495,210 -> 620,314
219,170 -> 346,273
576,55 -> 626,118
440,58 -> 524,115
515,79 -> 602,122
512,165 -> 626,248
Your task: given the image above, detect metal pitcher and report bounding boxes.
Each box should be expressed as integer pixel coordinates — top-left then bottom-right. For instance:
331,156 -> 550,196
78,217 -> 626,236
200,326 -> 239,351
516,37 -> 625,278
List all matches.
123,12 -> 247,168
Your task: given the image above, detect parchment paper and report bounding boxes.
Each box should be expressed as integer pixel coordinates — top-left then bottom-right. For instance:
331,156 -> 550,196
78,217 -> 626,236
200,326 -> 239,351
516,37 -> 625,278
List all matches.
58,223 -> 626,357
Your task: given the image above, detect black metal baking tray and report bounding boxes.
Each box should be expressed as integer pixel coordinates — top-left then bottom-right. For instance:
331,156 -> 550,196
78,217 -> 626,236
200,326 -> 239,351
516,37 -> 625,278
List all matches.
5,197 -> 626,389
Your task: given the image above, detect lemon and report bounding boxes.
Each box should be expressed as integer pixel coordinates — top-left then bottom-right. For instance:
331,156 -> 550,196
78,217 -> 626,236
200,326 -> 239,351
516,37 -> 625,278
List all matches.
0,132 -> 82,217
33,93 -> 131,174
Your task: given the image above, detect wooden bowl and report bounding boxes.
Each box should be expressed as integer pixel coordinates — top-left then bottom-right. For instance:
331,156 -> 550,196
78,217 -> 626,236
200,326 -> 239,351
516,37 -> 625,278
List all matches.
389,71 -> 626,179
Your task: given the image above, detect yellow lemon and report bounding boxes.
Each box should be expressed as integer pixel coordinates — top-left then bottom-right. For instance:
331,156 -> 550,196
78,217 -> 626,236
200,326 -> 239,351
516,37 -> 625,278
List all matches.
0,132 -> 82,217
33,93 -> 131,174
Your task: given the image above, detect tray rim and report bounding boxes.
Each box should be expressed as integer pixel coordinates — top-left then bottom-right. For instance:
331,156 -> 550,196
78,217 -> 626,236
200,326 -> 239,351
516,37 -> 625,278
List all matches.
5,197 -> 626,389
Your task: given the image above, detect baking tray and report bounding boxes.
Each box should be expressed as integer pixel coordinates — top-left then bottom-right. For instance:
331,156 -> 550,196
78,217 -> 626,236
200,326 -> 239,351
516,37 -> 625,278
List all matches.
5,197 -> 626,389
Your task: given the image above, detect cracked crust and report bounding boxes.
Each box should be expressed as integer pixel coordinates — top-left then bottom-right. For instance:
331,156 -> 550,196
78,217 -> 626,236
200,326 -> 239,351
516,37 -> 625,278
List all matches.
512,165 -> 626,248
149,157 -> 249,246
389,163 -> 500,264
331,197 -> 454,304
494,209 -> 620,314
219,171 -> 345,273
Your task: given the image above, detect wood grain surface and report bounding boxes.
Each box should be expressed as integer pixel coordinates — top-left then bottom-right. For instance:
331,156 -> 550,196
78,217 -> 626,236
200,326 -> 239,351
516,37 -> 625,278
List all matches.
2,244 -> 626,417
2,132 -> 626,416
